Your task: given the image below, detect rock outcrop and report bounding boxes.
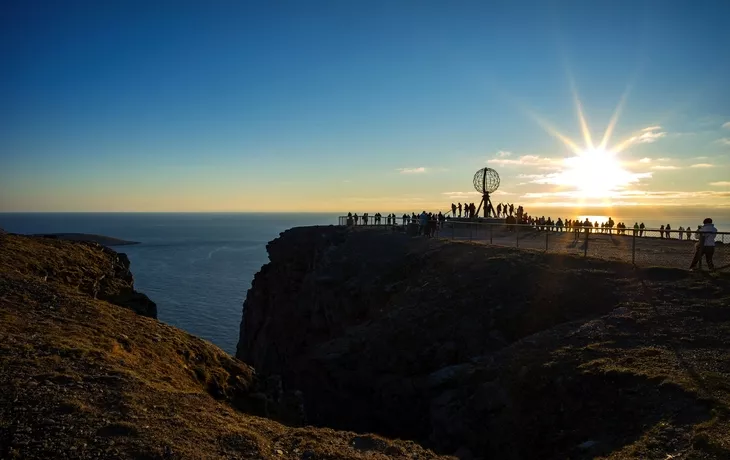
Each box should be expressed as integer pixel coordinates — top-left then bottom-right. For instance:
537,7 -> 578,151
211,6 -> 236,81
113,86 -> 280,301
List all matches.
0,232 -> 156,317
238,226 -> 730,459
0,232 -> 447,459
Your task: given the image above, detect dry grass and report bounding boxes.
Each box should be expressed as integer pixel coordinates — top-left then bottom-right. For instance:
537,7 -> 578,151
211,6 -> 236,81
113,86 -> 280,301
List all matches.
0,233 -> 448,460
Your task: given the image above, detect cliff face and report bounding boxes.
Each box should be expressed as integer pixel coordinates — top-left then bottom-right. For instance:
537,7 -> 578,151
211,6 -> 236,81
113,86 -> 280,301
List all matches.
0,232 -> 446,460
238,226 -> 730,458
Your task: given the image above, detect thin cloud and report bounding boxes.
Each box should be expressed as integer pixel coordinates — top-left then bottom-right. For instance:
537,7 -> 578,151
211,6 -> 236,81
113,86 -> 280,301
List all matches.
396,167 -> 426,174
442,191 -> 480,200
722,121 -> 730,129
496,150 -> 512,157
716,138 -> 730,146
637,130 -> 666,143
487,155 -> 562,169
622,126 -> 667,147
710,181 -> 730,186
690,163 -> 714,168
522,189 -> 730,200
639,157 -> 651,163
651,165 -> 680,170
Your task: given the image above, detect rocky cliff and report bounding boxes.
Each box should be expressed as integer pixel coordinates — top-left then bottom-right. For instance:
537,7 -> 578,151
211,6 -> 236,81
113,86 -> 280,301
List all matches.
0,232 -> 447,459
1,233 -> 156,318
238,226 -> 730,459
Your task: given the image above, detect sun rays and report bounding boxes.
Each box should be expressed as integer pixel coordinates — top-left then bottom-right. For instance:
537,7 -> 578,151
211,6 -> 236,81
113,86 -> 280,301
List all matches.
525,81 -> 652,201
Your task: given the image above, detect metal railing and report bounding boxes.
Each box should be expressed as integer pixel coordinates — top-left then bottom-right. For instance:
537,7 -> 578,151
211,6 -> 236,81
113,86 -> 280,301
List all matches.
336,216 -> 729,271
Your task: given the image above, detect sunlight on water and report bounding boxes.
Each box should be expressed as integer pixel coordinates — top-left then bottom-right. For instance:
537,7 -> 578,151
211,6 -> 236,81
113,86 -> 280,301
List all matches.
577,215 -> 611,224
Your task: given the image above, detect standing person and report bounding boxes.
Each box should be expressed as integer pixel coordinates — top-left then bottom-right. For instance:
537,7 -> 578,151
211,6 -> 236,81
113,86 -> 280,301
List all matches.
451,203 -> 457,217
665,224 -> 671,239
639,222 -> 645,237
497,203 -> 503,217
633,222 -> 639,236
457,203 -> 462,218
678,226 -> 684,240
659,225 -> 665,239
689,218 -> 717,271
419,210 -> 428,236
686,226 -> 691,240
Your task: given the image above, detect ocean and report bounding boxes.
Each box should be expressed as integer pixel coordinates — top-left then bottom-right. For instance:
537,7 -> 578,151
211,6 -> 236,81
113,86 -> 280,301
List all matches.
0,213 -> 339,355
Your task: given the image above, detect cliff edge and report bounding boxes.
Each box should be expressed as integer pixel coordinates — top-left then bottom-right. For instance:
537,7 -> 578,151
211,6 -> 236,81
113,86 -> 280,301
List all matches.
0,232 -> 447,460
238,226 -> 730,459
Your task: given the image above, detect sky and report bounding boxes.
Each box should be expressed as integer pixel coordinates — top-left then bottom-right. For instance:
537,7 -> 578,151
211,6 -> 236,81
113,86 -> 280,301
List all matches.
1,0 -> 730,213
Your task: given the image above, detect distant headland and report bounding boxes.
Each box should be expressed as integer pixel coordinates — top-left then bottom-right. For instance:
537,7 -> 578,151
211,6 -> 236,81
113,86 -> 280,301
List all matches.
32,232 -> 140,246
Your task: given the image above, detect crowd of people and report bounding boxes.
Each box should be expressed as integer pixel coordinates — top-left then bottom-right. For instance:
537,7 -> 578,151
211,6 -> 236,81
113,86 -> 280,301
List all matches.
449,202 -> 518,218
345,210 -> 720,271
346,211 -> 445,237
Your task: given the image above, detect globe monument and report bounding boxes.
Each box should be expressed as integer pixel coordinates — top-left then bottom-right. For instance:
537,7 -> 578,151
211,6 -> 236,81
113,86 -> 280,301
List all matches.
473,167 -> 500,218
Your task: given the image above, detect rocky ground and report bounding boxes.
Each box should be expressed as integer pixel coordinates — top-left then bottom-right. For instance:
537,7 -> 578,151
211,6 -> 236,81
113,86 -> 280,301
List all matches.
239,226 -> 730,459
438,223 -> 729,270
0,232 -> 447,460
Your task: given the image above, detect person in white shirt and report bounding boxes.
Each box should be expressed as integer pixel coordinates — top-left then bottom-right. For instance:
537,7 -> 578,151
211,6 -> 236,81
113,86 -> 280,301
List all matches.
689,218 -> 717,271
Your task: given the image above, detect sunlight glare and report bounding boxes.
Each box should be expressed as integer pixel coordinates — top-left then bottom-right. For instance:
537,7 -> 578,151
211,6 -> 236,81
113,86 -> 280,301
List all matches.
560,148 -> 634,198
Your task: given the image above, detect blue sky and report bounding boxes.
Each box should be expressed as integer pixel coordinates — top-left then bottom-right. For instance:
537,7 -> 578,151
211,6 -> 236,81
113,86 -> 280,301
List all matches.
1,0 -> 729,212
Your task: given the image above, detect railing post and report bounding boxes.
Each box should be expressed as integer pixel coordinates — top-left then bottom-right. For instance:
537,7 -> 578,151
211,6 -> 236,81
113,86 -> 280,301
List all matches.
632,231 -> 636,265
545,229 -> 549,251
490,223 -> 493,245
584,228 -> 589,257
452,221 -> 455,240
516,224 -> 520,248
469,223 -> 473,241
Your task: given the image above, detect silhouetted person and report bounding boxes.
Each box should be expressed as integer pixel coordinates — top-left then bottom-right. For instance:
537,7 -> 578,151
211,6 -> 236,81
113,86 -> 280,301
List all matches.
639,222 -> 645,237
418,211 -> 428,235
686,226 -> 691,240
690,218 -> 717,271
458,203 -> 462,217
665,224 -> 671,239
451,203 -> 457,217
659,225 -> 664,238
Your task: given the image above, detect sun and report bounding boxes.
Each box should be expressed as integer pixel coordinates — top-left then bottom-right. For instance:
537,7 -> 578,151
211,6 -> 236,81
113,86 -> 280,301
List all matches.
526,83 -> 652,201
562,148 -> 629,198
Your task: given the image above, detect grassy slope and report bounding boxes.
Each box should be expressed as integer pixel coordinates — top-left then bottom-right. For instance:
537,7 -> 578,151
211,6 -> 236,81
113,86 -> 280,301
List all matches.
0,233 -> 447,460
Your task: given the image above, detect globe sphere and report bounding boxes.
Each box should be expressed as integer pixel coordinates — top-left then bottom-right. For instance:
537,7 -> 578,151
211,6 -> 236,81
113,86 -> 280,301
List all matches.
473,168 -> 500,194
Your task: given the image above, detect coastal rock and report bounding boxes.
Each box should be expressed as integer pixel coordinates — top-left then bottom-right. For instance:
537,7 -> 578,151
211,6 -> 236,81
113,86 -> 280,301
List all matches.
237,226 -> 730,458
0,232 -> 445,459
0,234 -> 157,318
